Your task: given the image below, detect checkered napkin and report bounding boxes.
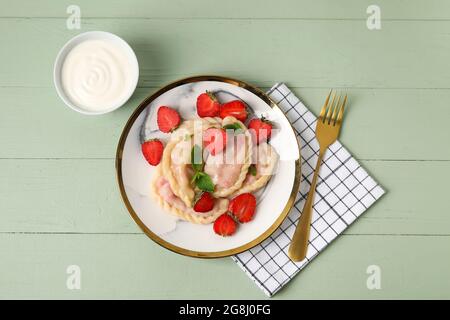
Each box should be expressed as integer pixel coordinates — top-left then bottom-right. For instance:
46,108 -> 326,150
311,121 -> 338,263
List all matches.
232,83 -> 385,297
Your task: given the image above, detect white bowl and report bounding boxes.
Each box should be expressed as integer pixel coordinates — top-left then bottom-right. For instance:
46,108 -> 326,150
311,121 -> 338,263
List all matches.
53,31 -> 139,115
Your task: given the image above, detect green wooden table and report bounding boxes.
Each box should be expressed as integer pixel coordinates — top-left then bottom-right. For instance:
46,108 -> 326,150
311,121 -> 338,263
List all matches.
1,0 -> 450,299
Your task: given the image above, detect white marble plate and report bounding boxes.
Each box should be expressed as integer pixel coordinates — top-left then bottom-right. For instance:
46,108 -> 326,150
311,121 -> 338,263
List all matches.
116,76 -> 301,258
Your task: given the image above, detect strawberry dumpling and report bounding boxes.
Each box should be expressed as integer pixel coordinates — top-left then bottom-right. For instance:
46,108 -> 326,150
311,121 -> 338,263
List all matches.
162,138 -> 196,207
161,118 -> 222,207
233,142 -> 279,196
152,166 -> 229,224
203,117 -> 252,197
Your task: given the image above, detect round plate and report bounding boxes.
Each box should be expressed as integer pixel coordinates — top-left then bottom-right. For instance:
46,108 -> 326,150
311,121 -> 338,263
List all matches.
116,75 -> 301,258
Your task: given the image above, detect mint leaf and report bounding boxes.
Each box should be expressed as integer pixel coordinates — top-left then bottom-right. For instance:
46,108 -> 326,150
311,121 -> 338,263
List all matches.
190,171 -> 200,184
191,144 -> 203,172
190,145 -> 214,191
249,164 -> 257,176
195,172 -> 215,192
223,123 -> 242,131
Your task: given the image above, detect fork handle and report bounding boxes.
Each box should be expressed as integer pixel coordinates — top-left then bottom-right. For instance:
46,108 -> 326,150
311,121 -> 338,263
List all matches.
288,150 -> 325,262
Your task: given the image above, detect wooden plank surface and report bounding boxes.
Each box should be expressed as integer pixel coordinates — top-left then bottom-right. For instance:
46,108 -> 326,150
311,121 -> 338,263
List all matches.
2,0 -> 450,20
0,159 -> 448,235
0,0 -> 449,299
1,87 -> 449,160
1,234 -> 449,299
1,19 -> 450,89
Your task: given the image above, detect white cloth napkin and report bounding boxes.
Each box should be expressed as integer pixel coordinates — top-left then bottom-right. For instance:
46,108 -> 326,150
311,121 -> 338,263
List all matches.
232,83 -> 385,297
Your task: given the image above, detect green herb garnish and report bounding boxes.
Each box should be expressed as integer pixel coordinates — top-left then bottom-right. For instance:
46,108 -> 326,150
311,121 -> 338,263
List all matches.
223,123 -> 242,131
191,144 -> 203,172
192,172 -> 215,192
190,144 -> 215,192
249,164 -> 257,176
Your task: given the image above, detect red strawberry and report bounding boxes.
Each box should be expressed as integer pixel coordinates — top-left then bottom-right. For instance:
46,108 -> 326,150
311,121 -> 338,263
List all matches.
203,128 -> 227,156
248,117 -> 273,144
157,106 -> 181,133
213,213 -> 237,236
197,91 -> 221,117
141,139 -> 164,166
219,100 -> 248,122
228,193 -> 256,223
193,192 -> 215,213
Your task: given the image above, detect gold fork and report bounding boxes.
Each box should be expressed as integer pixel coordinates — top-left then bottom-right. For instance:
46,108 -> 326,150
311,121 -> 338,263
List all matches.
288,91 -> 347,262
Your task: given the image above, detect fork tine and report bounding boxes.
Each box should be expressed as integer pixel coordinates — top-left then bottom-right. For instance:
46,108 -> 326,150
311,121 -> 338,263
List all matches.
325,92 -> 336,123
330,94 -> 341,124
319,90 -> 332,120
336,94 -> 347,125
323,91 -> 336,122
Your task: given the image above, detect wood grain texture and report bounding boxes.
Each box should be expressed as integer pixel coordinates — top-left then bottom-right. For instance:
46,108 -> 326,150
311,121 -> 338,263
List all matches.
2,0 -> 450,20
0,159 -> 448,235
0,233 -> 449,299
1,87 -> 449,160
1,19 -> 450,89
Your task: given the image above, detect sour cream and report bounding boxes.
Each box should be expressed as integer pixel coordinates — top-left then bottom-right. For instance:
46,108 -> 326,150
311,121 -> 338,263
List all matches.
61,39 -> 135,113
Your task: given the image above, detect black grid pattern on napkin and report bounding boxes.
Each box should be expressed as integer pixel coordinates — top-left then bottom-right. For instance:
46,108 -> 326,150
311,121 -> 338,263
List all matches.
232,83 -> 385,297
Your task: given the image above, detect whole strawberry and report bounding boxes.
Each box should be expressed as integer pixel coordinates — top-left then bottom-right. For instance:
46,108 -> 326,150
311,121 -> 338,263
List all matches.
213,213 -> 237,236
141,139 -> 164,166
219,100 -> 248,122
157,106 -> 181,133
197,91 -> 221,117
248,117 -> 273,144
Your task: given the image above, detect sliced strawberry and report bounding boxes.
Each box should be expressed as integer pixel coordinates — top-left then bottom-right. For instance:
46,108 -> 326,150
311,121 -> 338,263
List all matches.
248,117 -> 273,144
197,91 -> 221,117
213,213 -> 237,236
141,139 -> 164,166
203,128 -> 227,156
219,100 -> 248,122
228,193 -> 257,223
157,106 -> 181,133
193,192 -> 215,213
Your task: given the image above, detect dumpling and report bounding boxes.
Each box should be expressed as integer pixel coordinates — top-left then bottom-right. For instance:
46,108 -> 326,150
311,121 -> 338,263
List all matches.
151,166 -> 229,224
161,138 -> 195,207
233,142 -> 279,195
169,117 -> 221,142
161,117 -> 221,207
204,116 -> 252,197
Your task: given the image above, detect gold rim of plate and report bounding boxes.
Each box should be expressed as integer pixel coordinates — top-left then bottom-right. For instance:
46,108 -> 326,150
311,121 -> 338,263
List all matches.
115,75 -> 302,258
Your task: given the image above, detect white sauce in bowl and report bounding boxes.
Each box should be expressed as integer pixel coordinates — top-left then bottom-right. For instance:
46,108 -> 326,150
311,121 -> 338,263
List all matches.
61,39 -> 135,112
